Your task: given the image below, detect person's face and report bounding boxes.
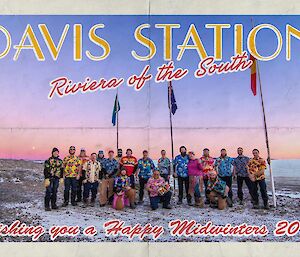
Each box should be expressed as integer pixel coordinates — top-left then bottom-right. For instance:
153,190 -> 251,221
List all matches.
203,150 -> 209,157
237,148 -> 243,155
153,170 -> 160,179
180,147 -> 186,155
221,150 -> 227,157
253,150 -> 259,158
126,150 -> 132,157
143,152 -> 148,159
209,172 -> 217,180
69,147 -> 76,155
91,154 -> 97,161
52,151 -> 59,158
108,152 -> 114,158
161,151 -> 166,157
118,150 -> 122,157
98,153 -> 104,158
80,150 -> 86,157
120,169 -> 126,176
188,152 -> 195,159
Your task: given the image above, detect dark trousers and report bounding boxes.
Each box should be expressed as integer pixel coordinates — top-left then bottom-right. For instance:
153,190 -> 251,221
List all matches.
237,176 -> 254,201
76,176 -> 84,201
83,181 -> 99,200
64,177 -> 78,204
150,191 -> 172,210
203,177 -> 209,199
178,176 -> 191,202
252,179 -> 268,205
129,174 -> 135,189
45,177 -> 59,208
139,177 -> 149,201
219,175 -> 233,200
161,174 -> 169,183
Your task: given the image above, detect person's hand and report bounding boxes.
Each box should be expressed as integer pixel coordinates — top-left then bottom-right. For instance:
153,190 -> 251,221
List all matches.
83,179 -> 87,184
44,179 -> 50,188
59,178 -> 64,185
76,175 -> 80,180
173,173 -> 177,178
125,186 -> 131,190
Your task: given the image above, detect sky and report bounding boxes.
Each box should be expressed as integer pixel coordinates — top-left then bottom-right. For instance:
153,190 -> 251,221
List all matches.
0,15 -> 300,160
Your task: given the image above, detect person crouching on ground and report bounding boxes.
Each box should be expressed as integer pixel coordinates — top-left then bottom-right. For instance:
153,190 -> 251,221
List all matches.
207,169 -> 229,210
187,151 -> 204,207
82,153 -> 101,207
62,146 -> 82,207
146,169 -> 172,210
113,168 -> 136,210
43,147 -> 64,211
247,149 -> 269,210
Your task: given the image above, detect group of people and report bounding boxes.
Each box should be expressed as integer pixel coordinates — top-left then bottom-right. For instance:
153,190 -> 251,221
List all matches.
43,145 -> 269,212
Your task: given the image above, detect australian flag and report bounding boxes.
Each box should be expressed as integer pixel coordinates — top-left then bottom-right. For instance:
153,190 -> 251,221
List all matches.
168,81 -> 178,115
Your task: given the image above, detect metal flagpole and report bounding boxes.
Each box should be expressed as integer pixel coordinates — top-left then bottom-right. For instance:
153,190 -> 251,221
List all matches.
168,81 -> 176,195
116,89 -> 119,152
251,18 -> 276,208
256,62 -> 277,208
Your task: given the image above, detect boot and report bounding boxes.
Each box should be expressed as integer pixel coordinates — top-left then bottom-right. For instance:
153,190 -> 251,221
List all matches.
177,199 -> 183,205
264,200 -> 270,210
82,198 -> 88,208
187,195 -> 192,205
253,201 -> 259,209
130,202 -> 136,209
45,197 -> 51,211
90,198 -> 95,207
62,202 -> 68,207
195,197 -> 204,208
226,197 -> 233,207
163,204 -> 172,209
51,203 -> 59,210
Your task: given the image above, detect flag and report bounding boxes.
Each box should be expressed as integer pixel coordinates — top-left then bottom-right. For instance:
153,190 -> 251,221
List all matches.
112,93 -> 120,126
168,81 -> 177,115
250,54 -> 257,96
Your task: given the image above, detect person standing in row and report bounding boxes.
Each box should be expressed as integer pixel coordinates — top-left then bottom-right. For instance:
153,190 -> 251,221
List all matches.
97,150 -> 106,168
119,149 -> 138,188
247,149 -> 269,210
214,149 -> 234,207
136,150 -> 155,204
43,147 -> 64,211
99,150 -> 119,206
115,148 -> 123,163
199,148 -> 215,204
157,150 -> 171,183
76,148 -> 89,203
232,147 -> 254,205
62,146 -> 82,207
82,153 -> 101,207
174,146 -> 191,205
187,151 -> 204,207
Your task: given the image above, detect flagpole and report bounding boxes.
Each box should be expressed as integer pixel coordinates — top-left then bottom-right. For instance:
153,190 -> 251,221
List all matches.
116,90 -> 119,152
168,81 -> 176,195
256,62 -> 277,208
251,18 -> 277,208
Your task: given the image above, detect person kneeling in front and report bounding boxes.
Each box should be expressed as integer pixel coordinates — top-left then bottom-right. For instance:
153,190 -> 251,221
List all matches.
113,168 -> 136,210
207,169 -> 229,210
146,169 -> 172,210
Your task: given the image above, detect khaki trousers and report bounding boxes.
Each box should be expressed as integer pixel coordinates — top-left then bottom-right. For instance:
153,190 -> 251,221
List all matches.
99,178 -> 115,205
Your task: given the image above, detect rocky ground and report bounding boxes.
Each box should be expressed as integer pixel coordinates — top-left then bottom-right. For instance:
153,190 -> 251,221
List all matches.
0,159 -> 299,242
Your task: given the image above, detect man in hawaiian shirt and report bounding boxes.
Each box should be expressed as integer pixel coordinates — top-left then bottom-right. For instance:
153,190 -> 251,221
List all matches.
174,146 -> 191,205
62,146 -> 82,207
157,150 -> 171,183
99,150 -> 119,206
232,147 -> 253,205
43,147 -> 64,211
76,148 -> 90,203
199,148 -> 215,204
97,150 -> 106,168
119,148 -> 138,188
247,149 -> 269,210
136,150 -> 155,204
214,148 -> 234,207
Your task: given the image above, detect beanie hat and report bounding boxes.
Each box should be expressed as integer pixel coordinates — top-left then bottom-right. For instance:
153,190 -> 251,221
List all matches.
52,147 -> 59,154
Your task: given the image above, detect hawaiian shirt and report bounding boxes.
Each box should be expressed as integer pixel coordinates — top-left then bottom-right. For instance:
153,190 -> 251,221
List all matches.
103,158 -> 119,177
157,157 -> 171,175
137,158 -> 155,179
97,156 -> 106,167
44,156 -> 64,179
207,177 -> 227,197
232,155 -> 250,177
78,156 -> 89,177
82,160 -> 101,183
114,175 -> 131,192
119,156 -> 138,176
214,156 -> 234,177
174,154 -> 189,178
63,155 -> 82,178
199,156 -> 215,178
247,157 -> 267,181
146,177 -> 169,197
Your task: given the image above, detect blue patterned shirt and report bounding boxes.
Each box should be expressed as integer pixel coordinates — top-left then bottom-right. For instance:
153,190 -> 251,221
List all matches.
137,158 -> 155,179
103,158 -> 119,177
174,154 -> 189,178
232,155 -> 250,177
157,157 -> 171,175
214,156 -> 234,177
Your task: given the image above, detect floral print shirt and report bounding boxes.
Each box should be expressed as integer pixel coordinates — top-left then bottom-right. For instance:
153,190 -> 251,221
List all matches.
114,175 -> 131,192
63,155 -> 82,178
137,158 -> 155,179
207,177 -> 227,197
174,154 -> 189,178
247,157 -> 267,181
44,156 -> 64,179
157,157 -> 171,175
214,156 -> 234,177
146,176 -> 170,197
82,160 -> 101,183
232,155 -> 250,177
199,156 -> 215,178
